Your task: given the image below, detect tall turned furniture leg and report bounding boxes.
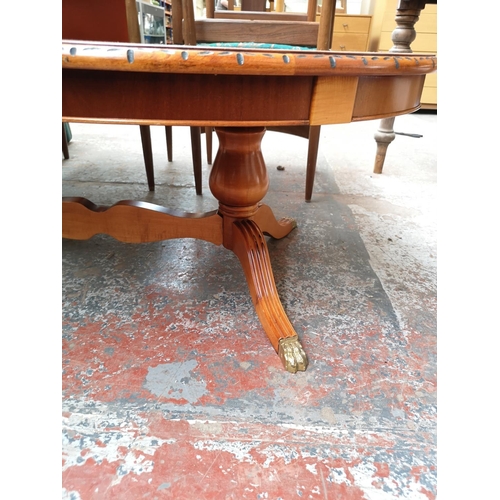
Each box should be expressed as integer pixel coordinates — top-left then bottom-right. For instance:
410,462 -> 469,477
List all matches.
373,117 -> 396,174
373,2 -> 424,173
210,127 -> 308,373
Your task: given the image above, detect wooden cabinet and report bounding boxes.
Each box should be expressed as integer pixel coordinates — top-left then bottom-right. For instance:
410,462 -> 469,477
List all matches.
331,14 -> 372,51
376,0 -> 437,108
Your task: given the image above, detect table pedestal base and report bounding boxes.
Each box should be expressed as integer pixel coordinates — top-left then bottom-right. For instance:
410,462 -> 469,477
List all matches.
62,127 -> 307,373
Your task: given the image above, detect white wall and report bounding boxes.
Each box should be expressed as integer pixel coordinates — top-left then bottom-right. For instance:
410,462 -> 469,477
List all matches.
355,0 -> 381,15
347,0 -> 362,15
283,0 -> 378,15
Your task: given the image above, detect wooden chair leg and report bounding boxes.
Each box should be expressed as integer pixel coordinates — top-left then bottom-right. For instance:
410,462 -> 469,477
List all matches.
139,125 -> 155,191
373,117 -> 396,174
304,125 -> 321,202
62,123 -> 70,160
190,126 -> 203,195
165,126 -> 173,162
205,126 -> 213,165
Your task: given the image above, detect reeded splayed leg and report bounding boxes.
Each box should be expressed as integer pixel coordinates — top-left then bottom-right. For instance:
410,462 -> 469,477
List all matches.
231,218 -> 307,373
209,127 -> 307,373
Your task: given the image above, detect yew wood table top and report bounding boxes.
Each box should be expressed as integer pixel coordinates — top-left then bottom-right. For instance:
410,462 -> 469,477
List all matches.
62,41 -> 437,372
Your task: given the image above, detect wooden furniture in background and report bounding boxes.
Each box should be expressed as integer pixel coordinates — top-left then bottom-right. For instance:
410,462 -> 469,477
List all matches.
182,0 -> 337,201
136,0 -> 166,43
62,0 -> 203,193
377,0 -> 436,108
200,0 -> 334,48
371,0 -> 437,174
241,0 -> 267,10
62,41 -> 436,371
164,0 -> 173,43
334,0 -> 346,14
330,13 -> 371,51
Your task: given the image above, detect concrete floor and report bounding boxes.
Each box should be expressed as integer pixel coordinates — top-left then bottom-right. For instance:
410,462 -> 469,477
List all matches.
62,111 -> 437,499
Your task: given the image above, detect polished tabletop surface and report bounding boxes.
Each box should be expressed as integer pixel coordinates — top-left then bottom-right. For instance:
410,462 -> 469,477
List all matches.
62,40 -> 436,372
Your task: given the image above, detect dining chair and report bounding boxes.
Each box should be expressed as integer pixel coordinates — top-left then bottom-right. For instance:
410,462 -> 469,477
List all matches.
176,0 -> 337,201
62,0 -> 203,194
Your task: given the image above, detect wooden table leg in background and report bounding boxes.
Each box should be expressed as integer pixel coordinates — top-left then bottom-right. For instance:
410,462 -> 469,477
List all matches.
62,126 -> 307,373
62,123 -> 70,160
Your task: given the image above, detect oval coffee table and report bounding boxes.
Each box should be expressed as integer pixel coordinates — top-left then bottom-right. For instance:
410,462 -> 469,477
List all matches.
62,41 -> 437,372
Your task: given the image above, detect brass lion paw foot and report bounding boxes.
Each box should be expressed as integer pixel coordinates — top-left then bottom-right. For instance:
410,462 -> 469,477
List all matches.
278,337 -> 308,373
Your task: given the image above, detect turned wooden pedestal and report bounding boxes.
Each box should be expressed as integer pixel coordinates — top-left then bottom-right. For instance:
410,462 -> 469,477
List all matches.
63,127 -> 308,372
